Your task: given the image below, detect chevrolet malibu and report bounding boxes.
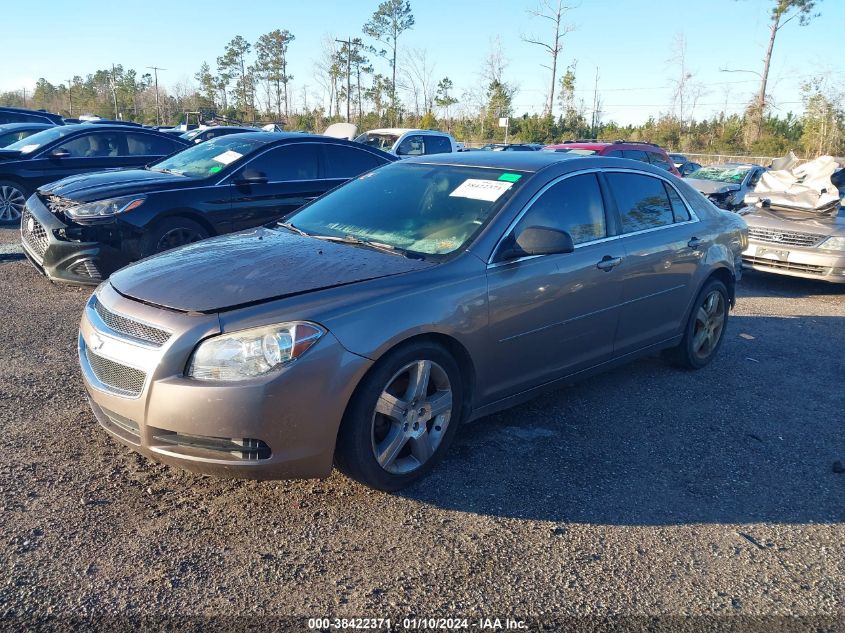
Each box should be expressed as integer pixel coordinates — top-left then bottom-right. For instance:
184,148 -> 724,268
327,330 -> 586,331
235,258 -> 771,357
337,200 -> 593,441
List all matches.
79,152 -> 747,491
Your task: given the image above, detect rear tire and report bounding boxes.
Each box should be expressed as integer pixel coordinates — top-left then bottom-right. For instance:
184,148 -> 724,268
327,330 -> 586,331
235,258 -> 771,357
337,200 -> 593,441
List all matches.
664,278 -> 729,370
0,180 -> 28,226
335,341 -> 463,492
141,217 -> 209,256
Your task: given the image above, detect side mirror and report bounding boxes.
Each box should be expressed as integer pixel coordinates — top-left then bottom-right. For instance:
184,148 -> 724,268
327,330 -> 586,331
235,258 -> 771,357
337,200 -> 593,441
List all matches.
49,148 -> 71,159
235,168 -> 269,185
499,226 -> 575,261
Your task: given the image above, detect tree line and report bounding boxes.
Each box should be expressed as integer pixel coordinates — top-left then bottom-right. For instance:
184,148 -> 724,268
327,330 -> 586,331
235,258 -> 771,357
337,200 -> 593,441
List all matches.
1,0 -> 842,158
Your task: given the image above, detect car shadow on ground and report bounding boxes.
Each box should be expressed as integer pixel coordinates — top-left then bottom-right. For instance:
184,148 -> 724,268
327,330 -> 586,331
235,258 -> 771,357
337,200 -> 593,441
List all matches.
739,269 -> 845,299
403,313 -> 845,525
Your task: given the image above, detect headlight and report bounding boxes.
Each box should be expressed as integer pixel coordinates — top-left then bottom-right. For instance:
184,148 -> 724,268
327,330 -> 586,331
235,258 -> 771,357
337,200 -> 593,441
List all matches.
66,196 -> 145,219
187,322 -> 325,381
819,236 -> 845,251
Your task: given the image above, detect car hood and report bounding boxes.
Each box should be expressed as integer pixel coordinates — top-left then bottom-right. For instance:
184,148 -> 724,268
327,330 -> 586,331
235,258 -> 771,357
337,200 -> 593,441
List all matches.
685,178 -> 741,195
109,227 -> 435,313
40,169 -> 198,202
739,205 -> 845,235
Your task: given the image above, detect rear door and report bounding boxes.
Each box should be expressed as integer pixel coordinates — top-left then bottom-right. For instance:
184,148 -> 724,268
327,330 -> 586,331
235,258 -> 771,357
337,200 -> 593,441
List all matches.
228,143 -> 326,229
484,172 -> 626,400
604,171 -> 703,356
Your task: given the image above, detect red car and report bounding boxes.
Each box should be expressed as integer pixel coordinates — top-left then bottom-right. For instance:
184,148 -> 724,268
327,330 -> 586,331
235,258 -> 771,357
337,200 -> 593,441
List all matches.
543,140 -> 682,177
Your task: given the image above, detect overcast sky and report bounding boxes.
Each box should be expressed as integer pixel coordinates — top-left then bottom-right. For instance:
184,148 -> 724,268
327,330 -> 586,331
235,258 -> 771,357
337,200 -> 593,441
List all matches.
1,0 -> 842,125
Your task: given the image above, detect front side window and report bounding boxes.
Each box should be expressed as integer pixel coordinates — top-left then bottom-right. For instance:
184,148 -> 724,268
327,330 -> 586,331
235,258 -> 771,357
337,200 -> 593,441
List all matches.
606,172 -> 674,233
513,174 -> 607,245
149,136 -> 267,178
55,133 -> 122,158
396,135 -> 425,156
288,163 -> 528,256
324,144 -> 384,179
242,144 -> 320,181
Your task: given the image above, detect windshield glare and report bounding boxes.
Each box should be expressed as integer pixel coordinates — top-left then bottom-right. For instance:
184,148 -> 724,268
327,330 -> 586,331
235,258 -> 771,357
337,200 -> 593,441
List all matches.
355,133 -> 399,151
5,126 -> 79,153
150,136 -> 265,177
688,165 -> 751,184
287,163 -> 528,256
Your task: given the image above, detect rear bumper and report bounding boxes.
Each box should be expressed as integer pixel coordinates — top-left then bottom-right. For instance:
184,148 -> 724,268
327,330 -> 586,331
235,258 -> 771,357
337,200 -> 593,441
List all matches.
742,241 -> 845,283
19,194 -> 134,285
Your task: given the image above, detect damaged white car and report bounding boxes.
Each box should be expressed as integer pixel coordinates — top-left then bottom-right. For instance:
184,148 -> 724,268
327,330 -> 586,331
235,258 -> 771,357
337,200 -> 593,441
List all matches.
739,154 -> 845,283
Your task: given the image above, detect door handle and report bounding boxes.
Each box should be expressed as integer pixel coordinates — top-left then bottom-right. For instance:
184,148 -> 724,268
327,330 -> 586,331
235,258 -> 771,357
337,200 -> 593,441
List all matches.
596,256 -> 623,271
687,237 -> 703,248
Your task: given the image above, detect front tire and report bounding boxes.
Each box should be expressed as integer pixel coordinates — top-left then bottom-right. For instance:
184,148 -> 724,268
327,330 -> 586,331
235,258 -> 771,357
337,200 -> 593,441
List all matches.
335,341 -> 463,492
141,217 -> 209,256
0,181 -> 28,226
665,278 -> 730,370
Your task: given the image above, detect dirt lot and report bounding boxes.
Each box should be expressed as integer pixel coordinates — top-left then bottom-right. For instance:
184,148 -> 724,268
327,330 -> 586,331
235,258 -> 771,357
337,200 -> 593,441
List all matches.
0,225 -> 843,629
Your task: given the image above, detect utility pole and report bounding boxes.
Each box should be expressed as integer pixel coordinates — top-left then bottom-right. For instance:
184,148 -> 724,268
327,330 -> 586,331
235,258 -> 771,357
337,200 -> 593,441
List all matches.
67,79 -> 73,115
591,67 -> 600,138
21,87 -> 27,108
147,66 -> 166,126
110,64 -> 119,119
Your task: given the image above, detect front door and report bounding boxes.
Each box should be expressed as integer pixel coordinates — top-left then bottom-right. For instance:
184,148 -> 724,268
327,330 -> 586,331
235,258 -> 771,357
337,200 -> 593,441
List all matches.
484,173 -> 626,401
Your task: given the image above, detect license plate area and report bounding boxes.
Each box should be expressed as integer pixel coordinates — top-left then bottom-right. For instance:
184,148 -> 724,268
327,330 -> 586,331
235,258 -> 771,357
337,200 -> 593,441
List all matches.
756,247 -> 790,261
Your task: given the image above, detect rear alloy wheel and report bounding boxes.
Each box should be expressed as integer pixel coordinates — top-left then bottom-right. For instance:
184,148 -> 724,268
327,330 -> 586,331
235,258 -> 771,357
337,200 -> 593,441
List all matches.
665,278 -> 729,370
335,342 -> 463,491
0,182 -> 27,226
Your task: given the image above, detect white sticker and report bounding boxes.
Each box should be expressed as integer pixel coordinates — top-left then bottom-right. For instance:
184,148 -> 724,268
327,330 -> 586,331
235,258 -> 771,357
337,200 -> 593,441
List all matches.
19,144 -> 40,154
449,179 -> 513,202
212,150 -> 243,165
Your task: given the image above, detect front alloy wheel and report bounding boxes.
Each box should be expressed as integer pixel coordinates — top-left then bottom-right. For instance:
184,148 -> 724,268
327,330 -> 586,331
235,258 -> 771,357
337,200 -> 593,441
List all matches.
335,341 -> 463,491
0,184 -> 26,225
371,360 -> 453,475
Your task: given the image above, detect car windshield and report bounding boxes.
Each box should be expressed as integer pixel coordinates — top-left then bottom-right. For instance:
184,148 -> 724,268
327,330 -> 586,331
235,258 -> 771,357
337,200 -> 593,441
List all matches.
688,165 -> 751,184
287,163 -> 529,257
5,126 -> 79,153
149,136 -> 266,178
355,132 -> 399,151
543,148 -> 597,156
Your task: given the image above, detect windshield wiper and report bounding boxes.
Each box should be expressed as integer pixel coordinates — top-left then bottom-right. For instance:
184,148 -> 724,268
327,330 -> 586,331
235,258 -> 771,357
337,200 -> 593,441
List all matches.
311,234 -> 423,259
278,221 -> 310,237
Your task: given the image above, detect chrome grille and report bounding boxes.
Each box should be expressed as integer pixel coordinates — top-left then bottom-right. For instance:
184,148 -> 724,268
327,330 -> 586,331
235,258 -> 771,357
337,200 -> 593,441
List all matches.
92,297 -> 171,346
20,208 -> 49,256
747,227 -> 825,247
40,193 -> 76,215
84,347 -> 146,397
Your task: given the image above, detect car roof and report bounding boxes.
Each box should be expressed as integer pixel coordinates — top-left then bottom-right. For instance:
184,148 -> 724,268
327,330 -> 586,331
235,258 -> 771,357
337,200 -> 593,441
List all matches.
0,122 -> 54,131
403,150 -> 583,171
364,128 -> 448,136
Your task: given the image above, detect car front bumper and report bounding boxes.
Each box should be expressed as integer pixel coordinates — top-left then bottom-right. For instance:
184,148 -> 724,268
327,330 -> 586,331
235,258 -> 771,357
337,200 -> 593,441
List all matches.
742,241 -> 845,283
79,283 -> 373,479
19,194 -> 135,285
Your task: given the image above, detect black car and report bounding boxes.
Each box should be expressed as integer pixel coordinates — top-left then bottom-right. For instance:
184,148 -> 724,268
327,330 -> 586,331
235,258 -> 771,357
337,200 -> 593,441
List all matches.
0,106 -> 65,126
0,123 -> 55,148
20,133 -> 396,284
181,126 -> 261,144
0,124 -> 188,225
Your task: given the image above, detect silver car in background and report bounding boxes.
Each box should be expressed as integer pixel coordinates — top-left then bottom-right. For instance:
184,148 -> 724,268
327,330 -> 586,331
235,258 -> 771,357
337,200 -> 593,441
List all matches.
78,153 -> 748,491
686,163 -> 766,210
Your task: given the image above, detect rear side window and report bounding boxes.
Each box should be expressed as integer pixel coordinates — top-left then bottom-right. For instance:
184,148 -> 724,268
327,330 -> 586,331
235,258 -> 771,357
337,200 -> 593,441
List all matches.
514,173 -> 607,245
606,172 -> 674,233
603,149 -> 624,158
664,183 -> 691,221
125,133 -> 182,156
243,144 -> 320,181
55,133 -> 122,158
324,144 -> 384,178
424,135 -> 452,155
622,149 -> 649,162
648,152 -> 674,171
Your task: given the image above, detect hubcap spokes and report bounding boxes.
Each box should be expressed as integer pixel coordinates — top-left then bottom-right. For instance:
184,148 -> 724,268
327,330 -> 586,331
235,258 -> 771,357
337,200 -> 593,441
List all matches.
371,360 -> 453,474
0,186 -> 25,222
157,227 -> 203,251
692,291 -> 725,359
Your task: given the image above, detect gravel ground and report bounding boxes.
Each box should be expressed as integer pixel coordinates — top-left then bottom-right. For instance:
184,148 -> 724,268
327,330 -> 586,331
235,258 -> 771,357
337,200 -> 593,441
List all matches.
0,225 -> 843,630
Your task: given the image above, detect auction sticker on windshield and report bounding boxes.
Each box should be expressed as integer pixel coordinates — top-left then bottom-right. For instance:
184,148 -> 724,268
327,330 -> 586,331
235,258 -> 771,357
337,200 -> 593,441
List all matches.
449,179 -> 513,202
212,150 -> 243,165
